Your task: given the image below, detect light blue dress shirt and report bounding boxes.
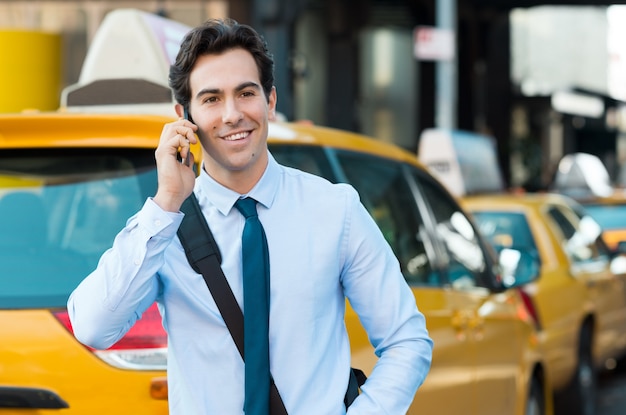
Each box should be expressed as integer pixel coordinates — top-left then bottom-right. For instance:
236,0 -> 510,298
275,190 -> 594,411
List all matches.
68,152 -> 433,415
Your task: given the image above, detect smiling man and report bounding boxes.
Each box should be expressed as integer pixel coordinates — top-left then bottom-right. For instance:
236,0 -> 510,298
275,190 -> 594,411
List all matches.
67,18 -> 432,415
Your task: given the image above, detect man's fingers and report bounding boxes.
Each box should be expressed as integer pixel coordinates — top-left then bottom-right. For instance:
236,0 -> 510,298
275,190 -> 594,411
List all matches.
156,120 -> 198,167
177,133 -> 192,167
176,133 -> 189,145
175,127 -> 195,142
172,121 -> 198,142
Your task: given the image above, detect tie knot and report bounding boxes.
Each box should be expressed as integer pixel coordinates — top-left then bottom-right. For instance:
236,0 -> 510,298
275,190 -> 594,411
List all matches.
235,197 -> 258,219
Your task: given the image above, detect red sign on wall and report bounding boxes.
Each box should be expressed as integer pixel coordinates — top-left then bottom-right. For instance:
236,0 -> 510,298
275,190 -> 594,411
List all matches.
413,26 -> 455,61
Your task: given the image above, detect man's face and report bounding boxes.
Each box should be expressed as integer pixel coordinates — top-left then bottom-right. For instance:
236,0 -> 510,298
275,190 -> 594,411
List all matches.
187,48 -> 277,188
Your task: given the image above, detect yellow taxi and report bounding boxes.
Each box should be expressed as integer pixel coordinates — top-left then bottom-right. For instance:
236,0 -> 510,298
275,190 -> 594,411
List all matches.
549,151 -> 626,252
0,111 -> 552,415
462,192 -> 626,415
0,113 -> 170,414
569,194 -> 626,253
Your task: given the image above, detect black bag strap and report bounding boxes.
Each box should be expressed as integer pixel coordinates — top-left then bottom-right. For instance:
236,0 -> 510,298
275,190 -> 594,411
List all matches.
177,193 -> 287,414
177,193 -> 365,412
344,367 -> 367,407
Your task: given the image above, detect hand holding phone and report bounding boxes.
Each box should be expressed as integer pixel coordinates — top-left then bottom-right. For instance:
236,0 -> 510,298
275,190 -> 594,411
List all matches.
153,110 -> 198,212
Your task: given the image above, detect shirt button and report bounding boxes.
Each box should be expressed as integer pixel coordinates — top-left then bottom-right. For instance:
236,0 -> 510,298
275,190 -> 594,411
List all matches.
154,219 -> 162,226
134,258 -> 141,266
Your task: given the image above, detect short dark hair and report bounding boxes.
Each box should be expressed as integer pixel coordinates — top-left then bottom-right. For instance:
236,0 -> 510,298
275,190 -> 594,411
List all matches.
169,18 -> 275,108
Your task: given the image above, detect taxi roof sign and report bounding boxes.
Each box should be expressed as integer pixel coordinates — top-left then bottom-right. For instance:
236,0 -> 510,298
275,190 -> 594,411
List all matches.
418,128 -> 504,197
60,9 -> 191,115
78,9 -> 189,85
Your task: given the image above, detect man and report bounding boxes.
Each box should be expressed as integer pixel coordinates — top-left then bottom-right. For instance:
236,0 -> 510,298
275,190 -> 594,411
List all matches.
68,18 -> 432,414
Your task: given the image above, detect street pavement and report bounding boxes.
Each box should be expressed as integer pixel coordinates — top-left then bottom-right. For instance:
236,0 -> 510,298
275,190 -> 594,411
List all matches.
598,360 -> 626,415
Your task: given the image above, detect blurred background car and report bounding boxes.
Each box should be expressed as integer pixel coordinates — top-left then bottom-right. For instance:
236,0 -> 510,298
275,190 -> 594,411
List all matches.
550,152 -> 626,253
575,196 -> 626,254
268,122 -> 552,415
462,192 -> 626,415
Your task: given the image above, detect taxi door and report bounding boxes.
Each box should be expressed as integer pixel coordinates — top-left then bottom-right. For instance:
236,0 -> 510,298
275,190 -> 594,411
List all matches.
346,286 -> 480,414
334,151 -> 483,414
406,288 -> 481,414
415,170 -> 533,415
550,204 -> 626,361
470,288 -> 538,415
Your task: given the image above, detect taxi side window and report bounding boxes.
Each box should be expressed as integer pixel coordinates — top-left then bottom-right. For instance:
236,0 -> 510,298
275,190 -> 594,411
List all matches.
416,173 -> 486,287
269,145 -> 336,182
473,211 -> 538,253
548,206 -> 609,264
334,151 -> 436,286
0,149 -> 156,307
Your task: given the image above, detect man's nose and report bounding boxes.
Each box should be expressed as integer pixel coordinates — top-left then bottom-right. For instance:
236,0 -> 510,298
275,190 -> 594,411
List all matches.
222,99 -> 243,124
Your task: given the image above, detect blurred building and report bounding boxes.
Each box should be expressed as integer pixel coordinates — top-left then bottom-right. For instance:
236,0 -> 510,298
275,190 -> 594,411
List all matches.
2,0 -> 626,189
510,6 -> 626,190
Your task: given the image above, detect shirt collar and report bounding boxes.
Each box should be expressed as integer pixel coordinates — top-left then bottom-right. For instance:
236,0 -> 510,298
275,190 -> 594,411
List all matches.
195,151 -> 279,216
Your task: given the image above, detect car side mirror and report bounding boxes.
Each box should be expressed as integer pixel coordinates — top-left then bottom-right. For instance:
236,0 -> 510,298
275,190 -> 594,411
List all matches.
498,248 -> 540,288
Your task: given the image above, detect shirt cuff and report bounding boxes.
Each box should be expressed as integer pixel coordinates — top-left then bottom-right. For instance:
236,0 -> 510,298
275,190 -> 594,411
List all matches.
136,197 -> 184,238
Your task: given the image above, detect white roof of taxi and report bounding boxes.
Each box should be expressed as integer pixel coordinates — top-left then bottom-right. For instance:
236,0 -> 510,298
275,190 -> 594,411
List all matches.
60,8 -> 190,117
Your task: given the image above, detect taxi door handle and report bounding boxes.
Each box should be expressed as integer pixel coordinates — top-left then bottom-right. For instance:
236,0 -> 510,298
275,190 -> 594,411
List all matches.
451,310 -> 482,327
467,315 -> 484,330
451,310 -> 484,340
451,310 -> 470,329
451,310 -> 467,341
468,314 -> 485,340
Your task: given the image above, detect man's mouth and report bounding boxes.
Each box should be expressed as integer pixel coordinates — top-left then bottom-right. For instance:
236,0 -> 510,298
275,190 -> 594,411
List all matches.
223,131 -> 250,141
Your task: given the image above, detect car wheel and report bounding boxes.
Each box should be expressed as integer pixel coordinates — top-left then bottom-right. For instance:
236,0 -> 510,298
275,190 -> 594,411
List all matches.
526,376 -> 545,415
555,324 -> 597,415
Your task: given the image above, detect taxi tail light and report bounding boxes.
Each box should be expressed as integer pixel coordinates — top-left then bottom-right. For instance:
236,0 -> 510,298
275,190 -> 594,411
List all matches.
53,302 -> 167,371
517,288 -> 542,331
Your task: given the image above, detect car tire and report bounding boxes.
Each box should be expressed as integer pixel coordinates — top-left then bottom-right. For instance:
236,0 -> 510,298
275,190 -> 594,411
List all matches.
555,324 -> 597,415
526,375 -> 545,415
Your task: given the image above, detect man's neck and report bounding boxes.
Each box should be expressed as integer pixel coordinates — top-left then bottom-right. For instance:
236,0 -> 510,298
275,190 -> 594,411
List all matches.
202,155 -> 269,195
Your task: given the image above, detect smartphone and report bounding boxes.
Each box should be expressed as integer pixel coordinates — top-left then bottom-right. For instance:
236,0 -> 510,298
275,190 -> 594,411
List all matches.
177,106 -> 192,167
184,106 -> 193,123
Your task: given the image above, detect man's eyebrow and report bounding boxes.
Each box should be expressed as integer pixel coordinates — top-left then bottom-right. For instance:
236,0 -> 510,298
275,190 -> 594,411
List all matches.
236,81 -> 262,92
195,87 -> 220,98
195,82 -> 261,99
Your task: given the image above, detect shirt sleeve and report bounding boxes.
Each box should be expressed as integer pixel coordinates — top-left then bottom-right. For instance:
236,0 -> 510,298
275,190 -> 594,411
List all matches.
67,198 -> 184,350
340,187 -> 434,414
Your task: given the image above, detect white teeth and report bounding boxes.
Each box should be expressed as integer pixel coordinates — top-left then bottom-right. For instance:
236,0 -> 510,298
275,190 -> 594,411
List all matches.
224,132 -> 248,141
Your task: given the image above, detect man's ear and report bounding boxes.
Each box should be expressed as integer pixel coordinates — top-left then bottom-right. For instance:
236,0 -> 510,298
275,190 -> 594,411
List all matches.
268,87 -> 278,121
175,103 -> 185,119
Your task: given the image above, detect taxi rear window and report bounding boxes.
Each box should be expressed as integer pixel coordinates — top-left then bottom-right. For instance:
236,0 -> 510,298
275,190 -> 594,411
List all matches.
471,211 -> 538,254
0,148 -> 157,309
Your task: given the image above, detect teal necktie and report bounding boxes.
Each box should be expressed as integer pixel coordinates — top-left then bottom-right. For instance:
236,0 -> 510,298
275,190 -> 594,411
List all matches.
235,197 -> 271,415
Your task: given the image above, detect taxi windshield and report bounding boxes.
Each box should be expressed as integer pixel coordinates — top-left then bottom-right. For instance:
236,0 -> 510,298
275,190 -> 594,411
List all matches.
0,148 -> 157,309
